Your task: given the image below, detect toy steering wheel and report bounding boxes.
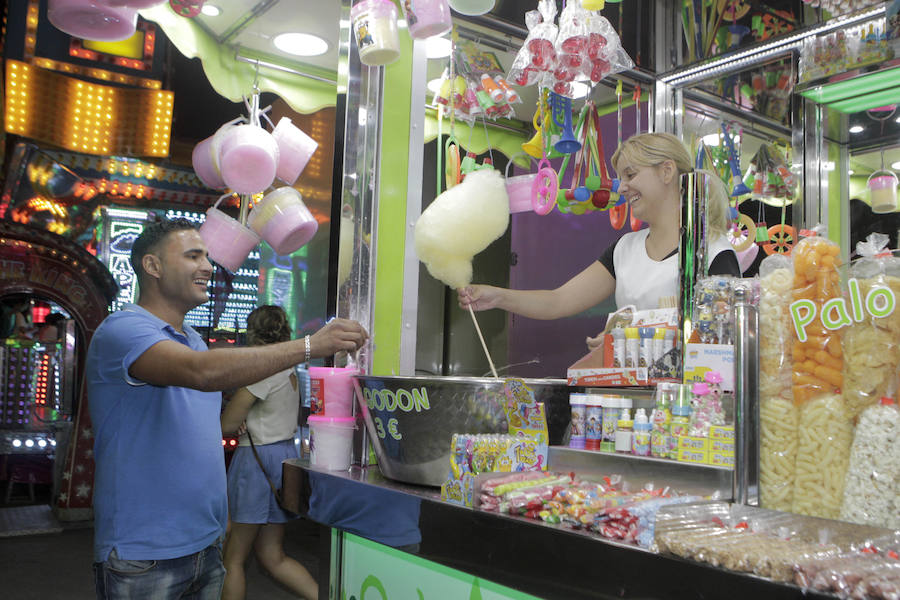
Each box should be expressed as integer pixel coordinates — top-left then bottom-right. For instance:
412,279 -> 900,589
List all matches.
762,223 -> 796,256
728,213 -> 757,252
531,158 -> 558,215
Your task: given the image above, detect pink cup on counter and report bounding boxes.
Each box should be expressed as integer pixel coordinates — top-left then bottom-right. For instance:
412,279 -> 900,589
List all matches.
271,117 -> 318,185
198,194 -> 261,272
247,186 -> 318,255
48,0 -> 138,42
218,124 -> 279,194
309,367 -> 359,418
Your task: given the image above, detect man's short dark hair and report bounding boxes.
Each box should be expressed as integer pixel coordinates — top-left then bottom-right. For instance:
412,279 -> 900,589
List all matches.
130,218 -> 198,285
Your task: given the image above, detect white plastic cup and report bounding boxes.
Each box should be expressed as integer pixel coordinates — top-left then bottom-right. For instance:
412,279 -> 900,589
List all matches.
308,367 -> 358,417
868,171 -> 898,214
308,416 -> 356,470
350,0 -> 401,66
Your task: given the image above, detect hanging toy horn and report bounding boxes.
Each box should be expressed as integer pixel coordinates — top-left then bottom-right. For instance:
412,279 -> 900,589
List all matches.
522,105 -> 545,159
720,122 -> 751,197
550,91 -> 582,155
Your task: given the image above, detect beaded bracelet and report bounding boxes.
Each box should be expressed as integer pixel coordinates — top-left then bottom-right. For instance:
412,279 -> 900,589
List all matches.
304,334 -> 311,364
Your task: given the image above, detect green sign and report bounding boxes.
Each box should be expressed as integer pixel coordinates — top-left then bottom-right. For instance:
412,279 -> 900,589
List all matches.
339,533 -> 541,600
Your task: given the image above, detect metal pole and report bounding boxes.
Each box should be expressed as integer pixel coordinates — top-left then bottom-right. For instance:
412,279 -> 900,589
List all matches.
733,284 -> 759,505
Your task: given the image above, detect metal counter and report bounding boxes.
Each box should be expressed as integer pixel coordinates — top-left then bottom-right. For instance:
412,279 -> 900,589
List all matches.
282,459 -> 834,600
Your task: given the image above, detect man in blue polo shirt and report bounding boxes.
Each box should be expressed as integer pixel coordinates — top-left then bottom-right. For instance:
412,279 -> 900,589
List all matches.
87,218 -> 367,600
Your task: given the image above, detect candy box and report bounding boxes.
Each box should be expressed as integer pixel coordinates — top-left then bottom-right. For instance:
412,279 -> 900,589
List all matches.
441,472 -> 475,507
677,435 -> 710,452
677,447 -> 709,464
710,438 -> 734,455
495,435 -> 548,472
683,343 -> 735,392
708,452 -> 735,468
709,425 -> 735,441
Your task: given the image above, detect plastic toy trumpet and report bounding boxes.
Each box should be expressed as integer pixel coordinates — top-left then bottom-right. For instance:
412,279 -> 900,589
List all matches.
720,122 -> 751,197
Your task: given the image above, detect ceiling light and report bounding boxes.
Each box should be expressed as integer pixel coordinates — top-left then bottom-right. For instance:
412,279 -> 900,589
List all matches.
427,78 -> 443,94
273,32 -> 328,57
702,133 -> 721,146
570,81 -> 590,99
849,125 -> 865,133
426,37 -> 452,59
397,19 -> 407,28
800,65 -> 900,114
892,161 -> 900,170
848,169 -> 854,175
200,4 -> 220,16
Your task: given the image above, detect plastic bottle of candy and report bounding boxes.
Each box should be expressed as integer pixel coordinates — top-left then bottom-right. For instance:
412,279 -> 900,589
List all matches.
669,385 -> 691,459
632,408 -> 651,456
615,408 -> 633,453
650,384 -> 672,458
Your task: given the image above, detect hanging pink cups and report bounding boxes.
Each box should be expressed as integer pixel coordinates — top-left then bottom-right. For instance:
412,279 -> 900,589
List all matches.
271,117 -> 319,185
47,0 -> 138,42
218,124 -> 279,195
199,195 -> 261,272
247,187 -> 318,255
401,0 -> 452,40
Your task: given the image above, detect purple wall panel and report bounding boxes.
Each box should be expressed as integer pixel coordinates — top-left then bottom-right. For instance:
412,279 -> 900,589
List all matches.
506,102 -> 647,379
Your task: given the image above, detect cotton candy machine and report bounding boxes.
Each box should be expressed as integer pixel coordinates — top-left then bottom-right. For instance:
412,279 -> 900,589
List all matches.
353,375 -> 570,487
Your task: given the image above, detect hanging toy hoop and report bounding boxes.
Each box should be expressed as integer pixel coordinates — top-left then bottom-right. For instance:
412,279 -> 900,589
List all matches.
729,213 -> 757,252
532,158 -> 558,215
762,223 -> 796,256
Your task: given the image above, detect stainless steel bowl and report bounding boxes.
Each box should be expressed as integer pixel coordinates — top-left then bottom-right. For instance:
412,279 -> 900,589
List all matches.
353,375 -> 569,487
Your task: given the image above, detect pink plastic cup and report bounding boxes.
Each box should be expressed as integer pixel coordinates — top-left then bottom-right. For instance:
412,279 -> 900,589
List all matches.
308,367 -> 359,418
198,194 -> 261,272
47,0 -> 137,42
191,135 -> 226,190
868,171 -> 898,214
247,187 -> 318,255
271,117 -> 319,185
218,124 -> 279,194
401,0 -> 452,39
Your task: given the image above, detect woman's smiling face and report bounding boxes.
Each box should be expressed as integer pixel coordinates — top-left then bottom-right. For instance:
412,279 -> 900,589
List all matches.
616,160 -> 669,222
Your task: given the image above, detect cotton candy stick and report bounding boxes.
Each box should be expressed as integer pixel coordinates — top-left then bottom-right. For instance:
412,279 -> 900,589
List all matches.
468,304 -> 498,378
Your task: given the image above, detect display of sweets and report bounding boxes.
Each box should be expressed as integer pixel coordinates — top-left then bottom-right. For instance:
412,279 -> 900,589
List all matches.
693,276 -> 736,344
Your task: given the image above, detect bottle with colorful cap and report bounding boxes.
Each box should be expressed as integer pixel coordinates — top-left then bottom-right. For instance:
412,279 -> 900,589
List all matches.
632,408 -> 651,456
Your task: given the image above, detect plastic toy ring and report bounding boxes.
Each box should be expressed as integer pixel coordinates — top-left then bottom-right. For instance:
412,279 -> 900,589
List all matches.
728,214 -> 757,252
762,224 -> 796,256
531,159 -> 558,216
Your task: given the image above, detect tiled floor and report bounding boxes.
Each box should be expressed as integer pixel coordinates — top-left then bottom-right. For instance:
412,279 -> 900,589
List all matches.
0,503 -> 323,600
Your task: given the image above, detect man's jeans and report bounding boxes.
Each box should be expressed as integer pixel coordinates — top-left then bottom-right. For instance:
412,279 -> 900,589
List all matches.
93,541 -> 225,600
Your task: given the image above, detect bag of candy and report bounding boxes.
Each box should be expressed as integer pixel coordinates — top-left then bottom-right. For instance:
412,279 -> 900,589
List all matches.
507,0 -> 558,86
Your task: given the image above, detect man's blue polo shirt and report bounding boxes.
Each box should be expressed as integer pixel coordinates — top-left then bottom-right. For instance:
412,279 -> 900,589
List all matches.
86,304 -> 226,562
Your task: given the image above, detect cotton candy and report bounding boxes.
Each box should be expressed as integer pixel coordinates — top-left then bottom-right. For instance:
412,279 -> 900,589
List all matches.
414,168 -> 510,289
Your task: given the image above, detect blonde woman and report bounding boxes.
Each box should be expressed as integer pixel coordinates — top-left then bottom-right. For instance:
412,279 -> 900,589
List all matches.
459,132 -> 739,319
